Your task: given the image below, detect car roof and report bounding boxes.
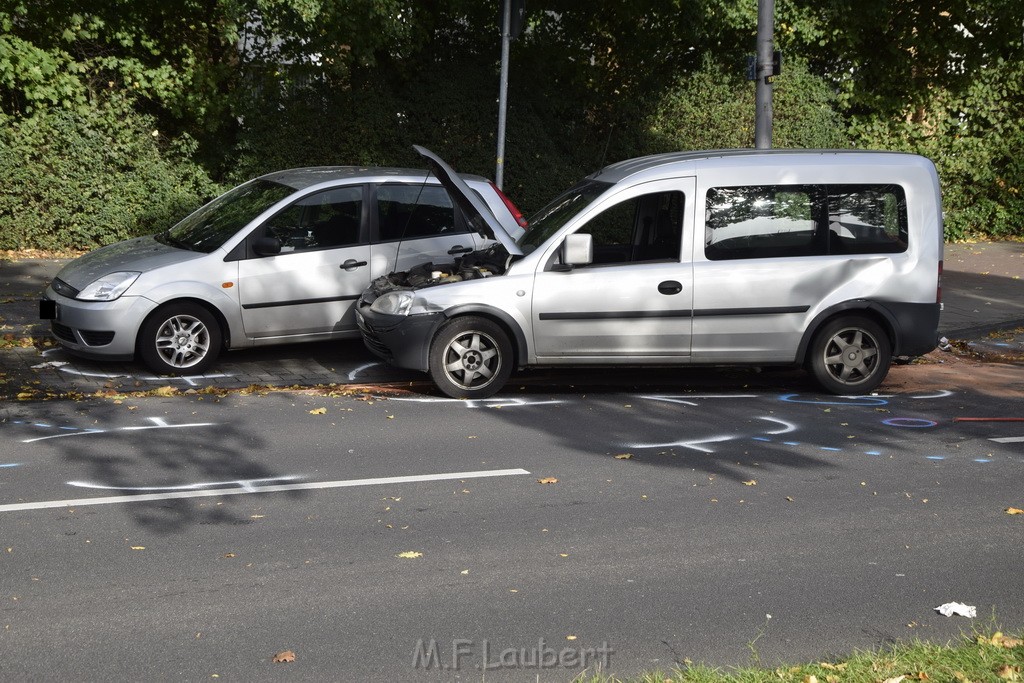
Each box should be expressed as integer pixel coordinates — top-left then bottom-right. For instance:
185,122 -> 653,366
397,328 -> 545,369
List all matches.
260,166 -> 490,191
590,148 -> 926,184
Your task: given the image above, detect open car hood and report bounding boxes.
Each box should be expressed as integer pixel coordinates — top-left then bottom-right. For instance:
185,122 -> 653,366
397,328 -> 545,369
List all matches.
413,145 -> 523,257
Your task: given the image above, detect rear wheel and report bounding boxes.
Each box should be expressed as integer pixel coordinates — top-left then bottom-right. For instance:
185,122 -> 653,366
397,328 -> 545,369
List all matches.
428,316 -> 513,399
808,316 -> 891,394
139,303 -> 222,375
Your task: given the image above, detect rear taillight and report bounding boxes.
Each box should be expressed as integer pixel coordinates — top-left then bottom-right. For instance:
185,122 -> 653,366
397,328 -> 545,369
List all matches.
489,181 -> 529,229
937,260 -> 943,303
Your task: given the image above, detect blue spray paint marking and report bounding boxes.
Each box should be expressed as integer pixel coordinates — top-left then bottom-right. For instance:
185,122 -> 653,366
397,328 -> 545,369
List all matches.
926,456 -> 946,460
865,451 -> 882,456
974,458 -> 993,463
0,463 -> 21,468
883,417 -> 938,428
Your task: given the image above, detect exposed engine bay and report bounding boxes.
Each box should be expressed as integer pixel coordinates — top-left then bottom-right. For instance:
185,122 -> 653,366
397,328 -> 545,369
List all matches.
366,244 -> 513,297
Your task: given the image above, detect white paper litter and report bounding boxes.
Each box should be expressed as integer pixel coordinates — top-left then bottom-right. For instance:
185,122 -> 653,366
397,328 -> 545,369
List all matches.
935,602 -> 977,618
31,361 -> 69,369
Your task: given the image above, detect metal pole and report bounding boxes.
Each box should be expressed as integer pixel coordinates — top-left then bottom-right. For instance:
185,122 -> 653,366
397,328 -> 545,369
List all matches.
495,0 -> 512,188
754,0 -> 774,149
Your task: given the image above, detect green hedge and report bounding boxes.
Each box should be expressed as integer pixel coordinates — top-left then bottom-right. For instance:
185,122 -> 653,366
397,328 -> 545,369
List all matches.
0,98 -> 217,251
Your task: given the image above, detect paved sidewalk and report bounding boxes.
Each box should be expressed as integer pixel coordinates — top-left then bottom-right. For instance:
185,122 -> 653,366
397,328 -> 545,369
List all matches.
1,242 -> 1022,397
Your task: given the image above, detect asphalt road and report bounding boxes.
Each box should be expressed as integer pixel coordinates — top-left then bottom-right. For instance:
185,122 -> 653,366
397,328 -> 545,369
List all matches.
1,378 -> 1022,681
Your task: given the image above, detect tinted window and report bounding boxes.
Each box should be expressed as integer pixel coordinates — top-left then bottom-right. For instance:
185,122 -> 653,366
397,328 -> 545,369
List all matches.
705,184 -> 907,260
257,186 -> 363,253
377,184 -> 460,241
576,191 -> 684,266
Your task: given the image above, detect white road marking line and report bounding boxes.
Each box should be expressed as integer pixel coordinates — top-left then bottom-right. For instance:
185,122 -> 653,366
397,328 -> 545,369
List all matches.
990,436 -> 1024,443
67,476 -> 302,492
0,468 -> 531,513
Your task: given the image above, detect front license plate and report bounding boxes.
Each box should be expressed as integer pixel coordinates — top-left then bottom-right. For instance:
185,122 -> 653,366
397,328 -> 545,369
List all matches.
39,299 -> 57,320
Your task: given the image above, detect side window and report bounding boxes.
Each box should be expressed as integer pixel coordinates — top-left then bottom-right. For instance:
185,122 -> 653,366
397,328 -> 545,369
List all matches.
258,186 -> 362,253
705,185 -> 821,261
828,185 -> 908,254
575,191 -> 684,266
377,184 -> 461,241
705,183 -> 909,261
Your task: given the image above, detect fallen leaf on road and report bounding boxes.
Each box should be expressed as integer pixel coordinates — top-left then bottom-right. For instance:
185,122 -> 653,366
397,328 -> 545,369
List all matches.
309,407 -> 326,415
396,551 -> 422,559
1006,507 -> 1024,515
272,650 -> 296,663
130,546 -> 145,550
537,477 -> 558,484
614,453 -> 633,459
743,480 -> 757,486
152,386 -> 177,396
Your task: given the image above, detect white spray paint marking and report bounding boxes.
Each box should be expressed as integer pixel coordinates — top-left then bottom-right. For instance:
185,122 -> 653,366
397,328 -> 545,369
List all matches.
911,390 -> 954,400
0,468 -> 531,513
757,417 -> 797,434
391,396 -> 565,408
990,436 -> 1024,444
347,361 -> 381,381
641,394 -> 759,406
626,434 -> 739,453
21,416 -> 215,443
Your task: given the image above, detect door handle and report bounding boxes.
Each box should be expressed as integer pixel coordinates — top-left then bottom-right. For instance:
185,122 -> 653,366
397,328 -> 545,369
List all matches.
658,280 -> 683,295
341,259 -> 368,271
447,245 -> 473,255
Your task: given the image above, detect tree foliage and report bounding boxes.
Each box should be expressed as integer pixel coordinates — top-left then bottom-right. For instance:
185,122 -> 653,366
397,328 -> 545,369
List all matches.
0,0 -> 1021,248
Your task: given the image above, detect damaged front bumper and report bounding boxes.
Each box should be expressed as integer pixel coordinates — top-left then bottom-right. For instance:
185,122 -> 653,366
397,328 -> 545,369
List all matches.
355,302 -> 444,372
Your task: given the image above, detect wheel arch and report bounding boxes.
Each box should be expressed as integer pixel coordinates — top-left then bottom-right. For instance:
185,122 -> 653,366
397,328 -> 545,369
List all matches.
442,304 -> 529,369
796,301 -> 898,365
134,297 -> 232,354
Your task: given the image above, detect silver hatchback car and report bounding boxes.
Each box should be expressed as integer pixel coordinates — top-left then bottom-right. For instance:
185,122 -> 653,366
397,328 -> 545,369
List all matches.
41,165 -> 526,374
356,147 -> 943,398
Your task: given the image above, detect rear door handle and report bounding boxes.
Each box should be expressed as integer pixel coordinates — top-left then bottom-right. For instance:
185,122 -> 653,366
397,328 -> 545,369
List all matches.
447,245 -> 473,255
658,280 -> 683,295
341,259 -> 368,271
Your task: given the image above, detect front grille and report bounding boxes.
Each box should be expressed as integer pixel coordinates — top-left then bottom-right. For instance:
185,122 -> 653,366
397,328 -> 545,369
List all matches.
80,330 -> 115,346
51,277 -> 80,298
51,321 -> 76,343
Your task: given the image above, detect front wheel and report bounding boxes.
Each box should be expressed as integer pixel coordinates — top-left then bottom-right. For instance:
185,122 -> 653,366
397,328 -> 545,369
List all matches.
808,316 -> 891,394
428,316 -> 513,399
138,303 -> 222,375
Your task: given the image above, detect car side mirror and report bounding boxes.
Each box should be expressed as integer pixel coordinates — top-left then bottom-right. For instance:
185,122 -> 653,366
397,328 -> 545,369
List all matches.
253,236 -> 282,256
561,233 -> 593,268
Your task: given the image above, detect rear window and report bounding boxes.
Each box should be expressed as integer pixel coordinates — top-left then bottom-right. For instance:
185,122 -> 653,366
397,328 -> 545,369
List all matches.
705,184 -> 908,261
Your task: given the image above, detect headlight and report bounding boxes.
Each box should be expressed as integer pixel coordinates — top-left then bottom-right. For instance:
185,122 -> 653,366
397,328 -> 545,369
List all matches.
369,290 -> 415,316
77,272 -> 141,301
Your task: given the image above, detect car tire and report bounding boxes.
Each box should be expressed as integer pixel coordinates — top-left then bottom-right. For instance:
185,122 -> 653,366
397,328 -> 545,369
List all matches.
808,315 -> 891,394
138,302 -> 222,375
428,316 -> 513,399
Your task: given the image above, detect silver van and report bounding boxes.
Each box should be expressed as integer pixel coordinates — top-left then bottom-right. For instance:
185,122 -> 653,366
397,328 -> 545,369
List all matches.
356,147 -> 943,398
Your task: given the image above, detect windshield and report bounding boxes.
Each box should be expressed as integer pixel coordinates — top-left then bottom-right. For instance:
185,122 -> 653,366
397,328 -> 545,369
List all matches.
517,179 -> 611,253
160,179 -> 295,253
